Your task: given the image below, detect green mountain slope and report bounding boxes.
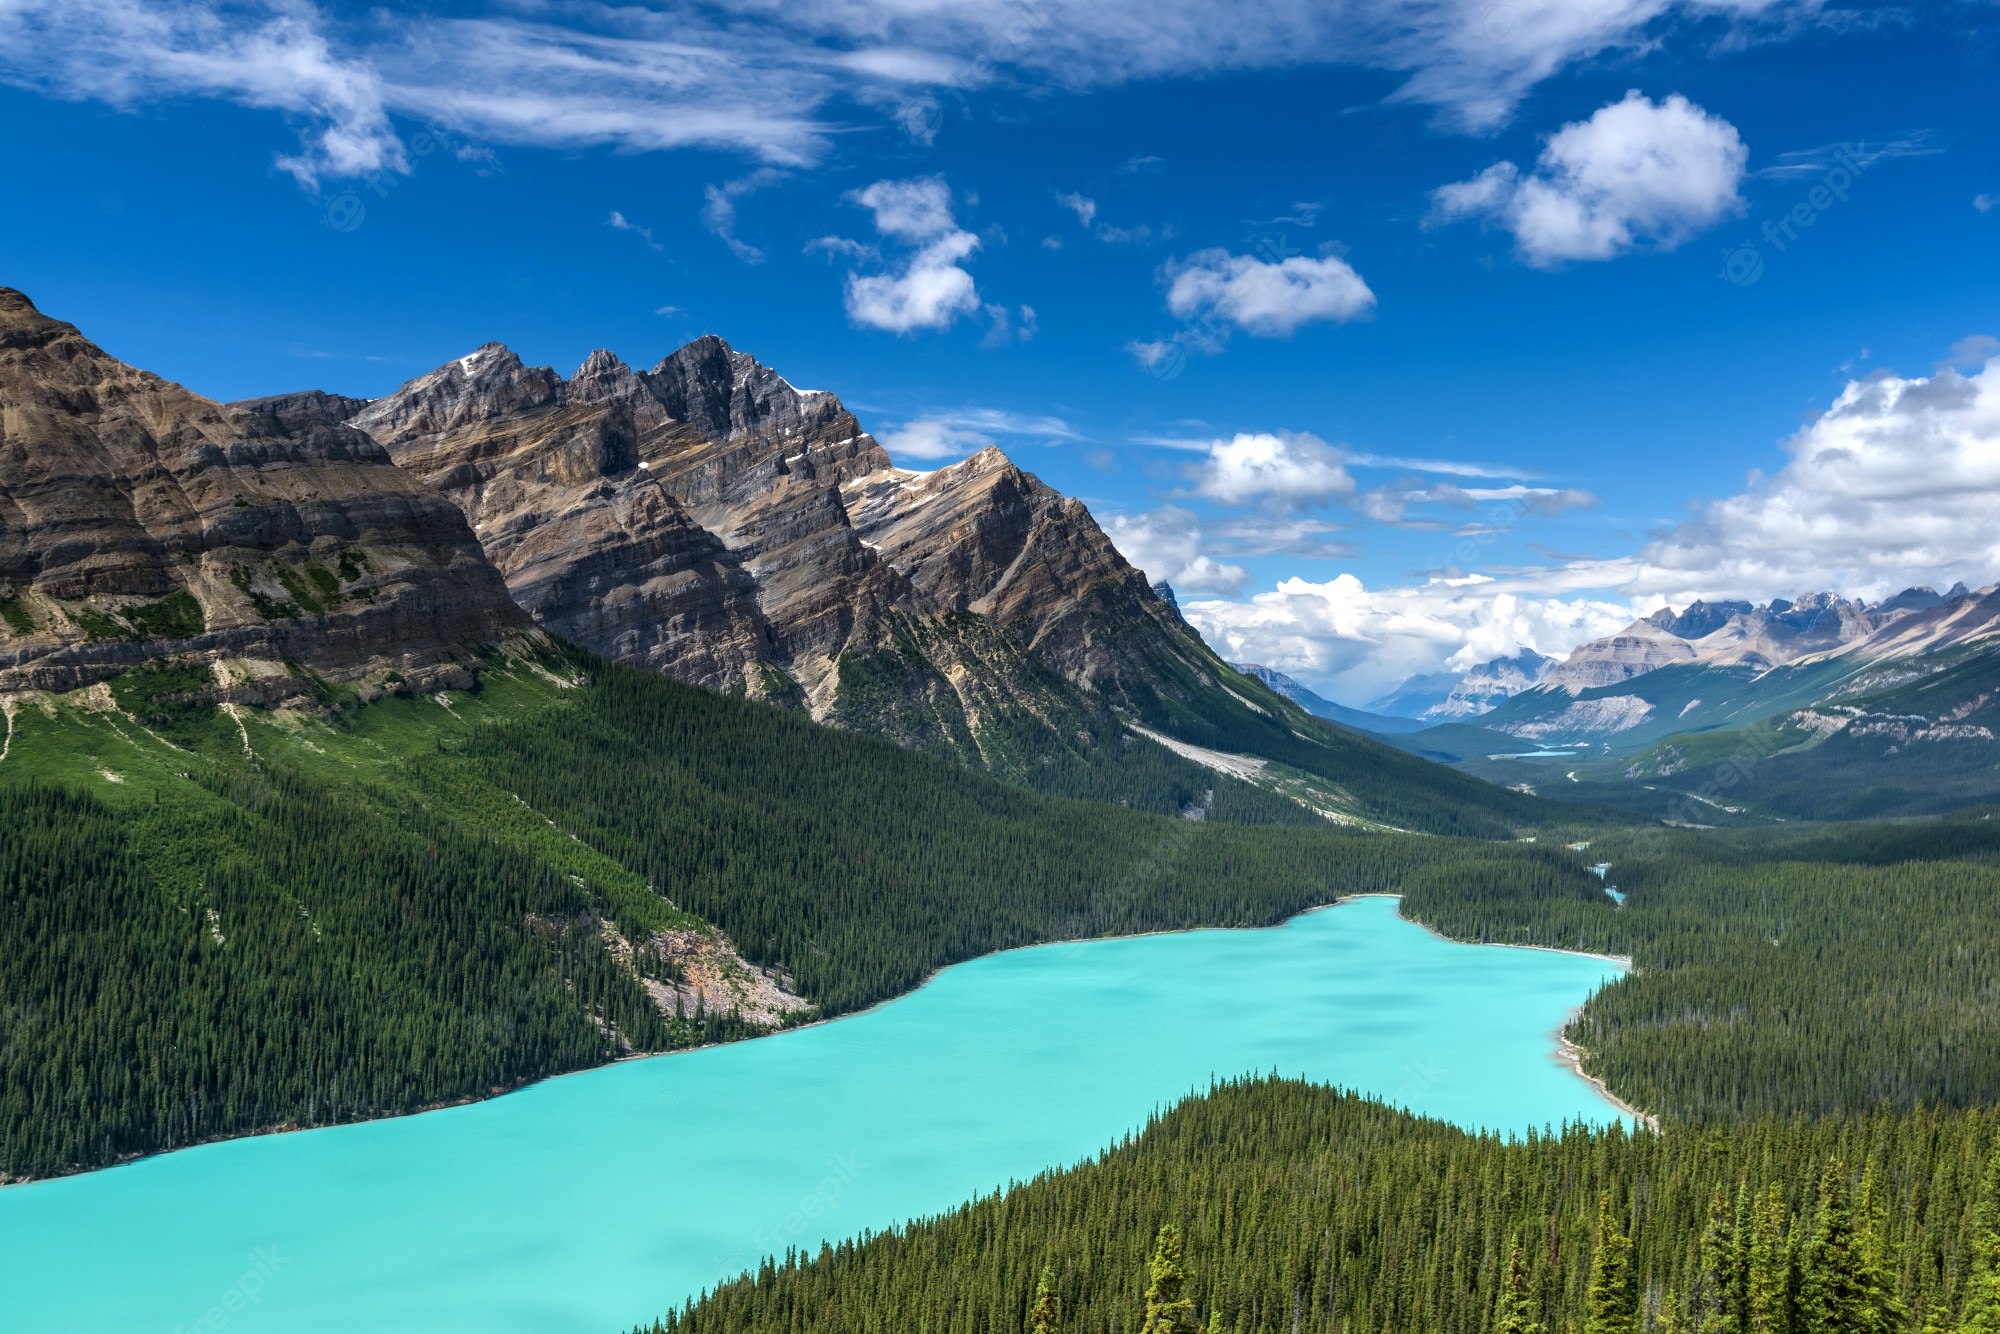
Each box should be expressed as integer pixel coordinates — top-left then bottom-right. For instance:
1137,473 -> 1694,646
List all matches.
1614,641 -> 2000,820
0,644 -> 1604,1181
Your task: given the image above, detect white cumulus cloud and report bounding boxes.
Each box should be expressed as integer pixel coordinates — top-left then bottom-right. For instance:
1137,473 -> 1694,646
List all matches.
1183,572 -> 1641,703
1431,90 -> 1748,266
1189,432 -> 1357,509
839,176 -> 984,333
1165,250 -> 1377,337
1628,348 -> 2000,601
1103,507 -> 1250,597
1165,342 -> 2000,702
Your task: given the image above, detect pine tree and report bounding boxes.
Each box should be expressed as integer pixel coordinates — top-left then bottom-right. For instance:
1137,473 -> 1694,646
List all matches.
1854,1163 -> 1906,1334
1586,1195 -> 1636,1334
1751,1185 -> 1794,1334
1694,1187 -> 1741,1334
1497,1239 -> 1546,1334
1141,1225 -> 1200,1334
1034,1265 -> 1062,1334
1802,1161 -> 1867,1334
1961,1150 -> 2000,1334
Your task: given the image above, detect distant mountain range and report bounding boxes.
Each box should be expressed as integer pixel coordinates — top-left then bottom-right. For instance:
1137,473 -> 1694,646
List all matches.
1364,586 -> 1983,724
1367,582 -> 2000,821
1366,649 -> 1553,724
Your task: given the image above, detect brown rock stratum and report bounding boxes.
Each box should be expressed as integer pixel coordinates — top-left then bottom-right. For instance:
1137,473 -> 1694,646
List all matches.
0,289 -> 530,694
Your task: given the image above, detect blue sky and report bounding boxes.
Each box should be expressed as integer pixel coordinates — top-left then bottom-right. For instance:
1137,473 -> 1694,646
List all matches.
2,0 -> 1996,702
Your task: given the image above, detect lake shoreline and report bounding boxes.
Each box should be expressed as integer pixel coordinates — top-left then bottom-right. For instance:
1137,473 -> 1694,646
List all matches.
0,899 -> 1352,1190
3,892 -> 1637,1190
1554,1025 -> 1659,1131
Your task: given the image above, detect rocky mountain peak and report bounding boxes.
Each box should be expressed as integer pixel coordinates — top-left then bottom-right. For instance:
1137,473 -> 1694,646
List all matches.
642,335 -> 845,447
351,342 -> 560,442
318,326 -> 1188,736
573,348 -> 631,381
1644,600 -> 1756,639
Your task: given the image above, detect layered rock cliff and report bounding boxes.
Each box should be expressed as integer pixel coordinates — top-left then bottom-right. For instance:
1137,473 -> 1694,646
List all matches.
325,337 -> 1213,773
0,289 -> 530,696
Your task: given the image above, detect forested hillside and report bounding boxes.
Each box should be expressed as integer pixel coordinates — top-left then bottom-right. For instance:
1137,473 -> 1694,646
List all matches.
1397,815 -> 2000,1120
0,643 -> 1600,1180
648,1078 -> 2000,1334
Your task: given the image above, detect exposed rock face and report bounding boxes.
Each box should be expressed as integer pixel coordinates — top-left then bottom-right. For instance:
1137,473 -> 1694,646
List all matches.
0,289 -> 530,695
1823,583 -> 2000,662
343,344 -> 773,691
843,447 -> 1168,684
1426,649 -> 1552,721
1543,626 -> 1698,690
329,338 -> 1205,762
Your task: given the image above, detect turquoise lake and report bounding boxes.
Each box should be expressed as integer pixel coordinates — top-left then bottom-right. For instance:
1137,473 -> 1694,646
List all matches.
0,895 -> 1627,1334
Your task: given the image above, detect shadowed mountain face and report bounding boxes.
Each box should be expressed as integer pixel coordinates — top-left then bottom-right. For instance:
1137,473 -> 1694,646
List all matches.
0,289 -> 530,696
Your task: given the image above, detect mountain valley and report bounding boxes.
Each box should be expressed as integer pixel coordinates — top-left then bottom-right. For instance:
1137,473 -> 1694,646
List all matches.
1356,583 -> 2000,820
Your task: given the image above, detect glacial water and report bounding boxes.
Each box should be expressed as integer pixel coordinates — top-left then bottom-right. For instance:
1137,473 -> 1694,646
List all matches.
0,896 -> 1627,1334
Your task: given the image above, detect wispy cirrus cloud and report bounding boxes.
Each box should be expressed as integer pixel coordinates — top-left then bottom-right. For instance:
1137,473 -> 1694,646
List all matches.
704,168 -> 787,262
0,0 -> 407,188
0,0 -> 1831,193
607,210 -> 663,251
879,406 -> 1079,460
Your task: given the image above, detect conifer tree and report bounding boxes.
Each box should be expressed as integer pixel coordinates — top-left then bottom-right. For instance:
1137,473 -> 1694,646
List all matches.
1694,1187 -> 1741,1334
1854,1164 -> 1905,1334
1033,1265 -> 1062,1334
1664,1287 -> 1689,1334
1751,1185 -> 1794,1334
1498,1239 -> 1546,1334
1801,1161 -> 1869,1334
1586,1195 -> 1636,1334
1961,1150 -> 2000,1334
1141,1225 -> 1200,1334
1736,1183 -> 1759,1334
